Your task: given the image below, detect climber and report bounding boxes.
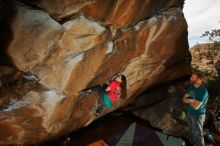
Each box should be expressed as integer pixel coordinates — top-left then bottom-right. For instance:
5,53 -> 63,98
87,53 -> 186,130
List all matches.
183,71 -> 209,146
80,73 -> 127,115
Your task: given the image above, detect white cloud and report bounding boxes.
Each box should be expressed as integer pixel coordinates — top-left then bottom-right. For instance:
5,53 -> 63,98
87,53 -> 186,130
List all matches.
183,0 -> 220,47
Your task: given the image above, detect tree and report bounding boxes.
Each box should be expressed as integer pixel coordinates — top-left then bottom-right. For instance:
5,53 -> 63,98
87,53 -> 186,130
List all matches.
201,28 -> 220,54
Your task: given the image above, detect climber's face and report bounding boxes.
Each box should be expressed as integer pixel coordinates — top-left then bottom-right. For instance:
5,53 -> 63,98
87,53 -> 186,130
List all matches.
190,74 -> 203,85
115,75 -> 122,83
195,76 -> 203,86
190,74 -> 197,84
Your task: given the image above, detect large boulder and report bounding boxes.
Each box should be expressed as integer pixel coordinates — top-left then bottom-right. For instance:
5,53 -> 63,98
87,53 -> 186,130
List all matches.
0,0 -> 190,145
19,0 -> 96,20
19,0 -> 184,27
7,2 -> 64,71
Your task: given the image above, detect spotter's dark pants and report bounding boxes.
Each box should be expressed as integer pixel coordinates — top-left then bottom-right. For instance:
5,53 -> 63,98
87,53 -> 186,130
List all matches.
187,114 -> 205,146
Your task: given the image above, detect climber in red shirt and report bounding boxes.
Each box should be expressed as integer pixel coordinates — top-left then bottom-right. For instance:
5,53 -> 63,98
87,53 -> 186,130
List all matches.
80,73 -> 127,115
106,79 -> 121,104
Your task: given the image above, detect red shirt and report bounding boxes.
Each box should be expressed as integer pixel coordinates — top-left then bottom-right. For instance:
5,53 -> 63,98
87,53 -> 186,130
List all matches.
107,80 -> 121,103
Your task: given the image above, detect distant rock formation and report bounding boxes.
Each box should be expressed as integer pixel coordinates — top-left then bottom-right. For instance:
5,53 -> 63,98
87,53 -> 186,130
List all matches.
190,43 -> 220,76
0,0 -> 190,145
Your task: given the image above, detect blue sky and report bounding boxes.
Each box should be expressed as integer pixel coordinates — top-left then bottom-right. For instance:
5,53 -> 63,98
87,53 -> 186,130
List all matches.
183,0 -> 220,47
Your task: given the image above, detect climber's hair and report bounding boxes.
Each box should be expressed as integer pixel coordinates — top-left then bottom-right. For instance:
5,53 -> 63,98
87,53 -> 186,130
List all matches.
119,74 -> 127,99
192,71 -> 205,81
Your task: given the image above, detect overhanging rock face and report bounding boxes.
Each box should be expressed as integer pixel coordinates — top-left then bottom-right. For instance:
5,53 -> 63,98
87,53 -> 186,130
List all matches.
1,0 -> 190,145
